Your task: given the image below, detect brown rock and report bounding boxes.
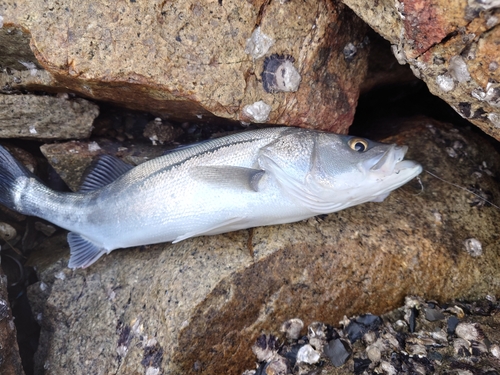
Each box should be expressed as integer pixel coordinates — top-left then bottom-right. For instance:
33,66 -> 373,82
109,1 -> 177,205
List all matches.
0,95 -> 98,140
24,118 -> 500,374
340,0 -> 500,141
0,267 -> 25,375
1,0 -> 368,132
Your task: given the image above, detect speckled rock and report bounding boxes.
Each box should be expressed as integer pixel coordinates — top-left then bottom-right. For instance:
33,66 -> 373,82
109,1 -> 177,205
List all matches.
341,0 -> 500,141
0,0 -> 368,131
24,118 -> 500,375
0,267 -> 24,375
0,95 -> 98,139
40,139 -> 170,191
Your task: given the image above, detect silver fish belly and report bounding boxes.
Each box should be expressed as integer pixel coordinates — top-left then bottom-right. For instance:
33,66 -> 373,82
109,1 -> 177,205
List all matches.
0,127 -> 422,268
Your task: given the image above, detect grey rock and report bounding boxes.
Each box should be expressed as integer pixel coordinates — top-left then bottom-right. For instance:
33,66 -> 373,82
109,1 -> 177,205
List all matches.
0,95 -> 98,140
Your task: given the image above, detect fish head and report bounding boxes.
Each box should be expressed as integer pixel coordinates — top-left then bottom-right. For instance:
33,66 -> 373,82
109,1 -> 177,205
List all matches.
307,133 -> 422,207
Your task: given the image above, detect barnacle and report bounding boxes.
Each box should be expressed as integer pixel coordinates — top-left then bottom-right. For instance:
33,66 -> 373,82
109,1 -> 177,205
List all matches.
262,54 -> 301,93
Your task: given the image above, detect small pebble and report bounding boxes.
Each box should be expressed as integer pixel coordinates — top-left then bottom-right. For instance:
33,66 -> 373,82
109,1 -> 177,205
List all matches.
464,238 -> 482,257
453,338 -> 471,356
490,344 -> 500,359
263,356 -> 288,375
252,335 -> 279,362
424,307 -> 445,321
280,318 -> 303,340
324,339 -> 350,367
447,316 -> 460,334
455,322 -> 483,341
296,344 -> 320,364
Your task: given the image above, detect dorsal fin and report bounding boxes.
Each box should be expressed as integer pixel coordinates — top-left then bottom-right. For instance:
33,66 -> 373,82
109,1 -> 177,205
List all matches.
79,155 -> 133,192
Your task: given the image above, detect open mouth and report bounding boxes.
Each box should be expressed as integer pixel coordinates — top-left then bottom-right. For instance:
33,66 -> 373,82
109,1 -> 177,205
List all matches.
369,145 -> 407,173
367,144 -> 422,176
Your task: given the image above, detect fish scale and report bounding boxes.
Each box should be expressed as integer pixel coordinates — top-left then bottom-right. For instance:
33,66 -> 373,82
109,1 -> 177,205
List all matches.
0,127 -> 422,268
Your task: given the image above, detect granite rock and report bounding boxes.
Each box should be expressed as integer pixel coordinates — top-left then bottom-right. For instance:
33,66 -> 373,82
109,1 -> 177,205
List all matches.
24,118 -> 500,374
0,95 -> 98,140
0,0 -> 368,131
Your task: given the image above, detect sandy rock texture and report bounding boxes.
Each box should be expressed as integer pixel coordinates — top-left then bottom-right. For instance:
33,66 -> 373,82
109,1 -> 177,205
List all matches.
0,267 -> 24,375
341,0 -> 500,141
0,0 -> 368,131
0,95 -> 98,139
24,118 -> 500,375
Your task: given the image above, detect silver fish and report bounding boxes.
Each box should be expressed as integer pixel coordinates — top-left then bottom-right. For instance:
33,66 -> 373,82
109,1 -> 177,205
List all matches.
0,127 -> 422,268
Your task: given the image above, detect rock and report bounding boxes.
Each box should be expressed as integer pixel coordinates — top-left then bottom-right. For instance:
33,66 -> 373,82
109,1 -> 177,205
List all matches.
39,139 -> 168,191
22,117 -> 500,374
1,0 -> 369,131
0,266 -> 25,375
0,95 -> 98,139
340,0 -> 500,142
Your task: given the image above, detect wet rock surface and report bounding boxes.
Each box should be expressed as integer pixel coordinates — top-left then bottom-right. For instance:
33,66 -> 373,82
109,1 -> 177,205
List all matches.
340,0 -> 500,142
0,0 -> 369,131
0,95 -> 98,139
244,296 -> 500,374
13,117 -> 500,375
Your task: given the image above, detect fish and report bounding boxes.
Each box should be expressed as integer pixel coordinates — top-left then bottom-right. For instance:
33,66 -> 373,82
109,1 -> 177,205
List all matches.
0,127 -> 422,268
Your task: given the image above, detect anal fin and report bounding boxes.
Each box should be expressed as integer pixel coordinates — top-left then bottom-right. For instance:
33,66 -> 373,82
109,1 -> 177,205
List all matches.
67,232 -> 107,269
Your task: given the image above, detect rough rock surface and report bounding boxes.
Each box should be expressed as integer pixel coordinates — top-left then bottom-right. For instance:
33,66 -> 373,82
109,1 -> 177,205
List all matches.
0,95 -> 98,139
40,139 -> 169,191
341,0 -> 500,141
0,266 -> 25,375
23,118 -> 500,374
0,0 -> 368,131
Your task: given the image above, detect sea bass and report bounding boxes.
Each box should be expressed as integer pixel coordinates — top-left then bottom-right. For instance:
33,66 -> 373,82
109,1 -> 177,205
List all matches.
0,127 -> 422,268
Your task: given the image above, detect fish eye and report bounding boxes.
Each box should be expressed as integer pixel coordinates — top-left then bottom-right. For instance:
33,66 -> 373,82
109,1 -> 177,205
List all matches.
348,138 -> 369,152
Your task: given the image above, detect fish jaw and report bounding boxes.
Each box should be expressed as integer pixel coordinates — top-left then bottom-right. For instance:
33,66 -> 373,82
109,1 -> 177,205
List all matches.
360,144 -> 422,203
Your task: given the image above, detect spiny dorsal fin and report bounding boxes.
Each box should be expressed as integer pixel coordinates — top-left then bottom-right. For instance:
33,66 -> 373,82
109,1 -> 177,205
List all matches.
67,232 -> 107,269
79,155 -> 133,192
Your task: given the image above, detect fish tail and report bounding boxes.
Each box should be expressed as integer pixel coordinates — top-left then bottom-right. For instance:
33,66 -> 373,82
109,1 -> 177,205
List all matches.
0,145 -> 34,212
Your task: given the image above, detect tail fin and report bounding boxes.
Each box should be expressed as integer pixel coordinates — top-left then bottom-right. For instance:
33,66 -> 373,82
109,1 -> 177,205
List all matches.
0,145 -> 34,211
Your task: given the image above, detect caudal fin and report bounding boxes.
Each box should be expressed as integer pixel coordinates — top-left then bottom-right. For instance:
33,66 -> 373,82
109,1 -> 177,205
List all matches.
0,145 -> 34,212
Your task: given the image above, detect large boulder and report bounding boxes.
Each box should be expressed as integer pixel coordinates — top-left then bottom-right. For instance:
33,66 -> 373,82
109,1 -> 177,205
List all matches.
341,0 -> 500,141
25,118 -> 500,374
0,0 -> 369,132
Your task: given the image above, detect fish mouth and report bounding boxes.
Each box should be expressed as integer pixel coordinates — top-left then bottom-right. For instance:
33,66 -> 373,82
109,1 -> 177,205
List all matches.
366,144 -> 422,177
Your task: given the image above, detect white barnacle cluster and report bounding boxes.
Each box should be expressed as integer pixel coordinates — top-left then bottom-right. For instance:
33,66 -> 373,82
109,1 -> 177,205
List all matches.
245,27 -> 275,60
436,55 -> 471,93
242,100 -> 272,123
436,73 -> 455,92
448,55 -> 471,83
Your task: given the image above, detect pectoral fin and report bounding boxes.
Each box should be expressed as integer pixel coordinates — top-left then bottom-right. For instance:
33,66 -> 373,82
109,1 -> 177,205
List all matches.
172,216 -> 247,243
189,166 -> 265,192
67,232 -> 107,269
